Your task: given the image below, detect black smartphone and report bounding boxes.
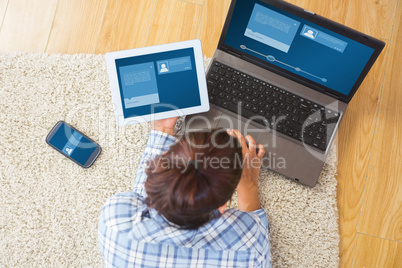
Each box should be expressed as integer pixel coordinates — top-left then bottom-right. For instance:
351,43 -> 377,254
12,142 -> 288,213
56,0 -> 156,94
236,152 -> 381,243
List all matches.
46,121 -> 101,168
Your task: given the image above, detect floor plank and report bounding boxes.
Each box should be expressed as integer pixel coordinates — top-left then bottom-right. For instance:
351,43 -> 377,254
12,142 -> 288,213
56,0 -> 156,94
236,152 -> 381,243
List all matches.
0,0 -> 58,52
345,0 -> 398,39
46,0 -> 108,54
336,39 -> 390,267
335,0 -> 397,266
358,2 -> 402,242
147,0 -> 203,46
0,0 -> 8,29
180,0 -> 205,5
352,234 -> 402,267
301,0 -> 349,24
197,0 -> 231,58
96,0 -> 157,54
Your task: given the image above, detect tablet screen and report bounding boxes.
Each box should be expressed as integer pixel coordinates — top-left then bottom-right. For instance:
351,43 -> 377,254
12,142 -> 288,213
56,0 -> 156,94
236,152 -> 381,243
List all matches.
115,48 -> 201,119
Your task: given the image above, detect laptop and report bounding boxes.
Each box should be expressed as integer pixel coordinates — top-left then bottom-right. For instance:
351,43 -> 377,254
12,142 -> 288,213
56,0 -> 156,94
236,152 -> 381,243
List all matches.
183,0 -> 385,187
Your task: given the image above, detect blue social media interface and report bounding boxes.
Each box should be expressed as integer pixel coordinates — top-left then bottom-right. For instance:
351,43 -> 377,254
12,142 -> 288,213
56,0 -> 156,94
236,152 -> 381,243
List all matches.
224,0 -> 375,96
49,123 -> 97,165
119,62 -> 160,108
116,48 -> 200,119
244,3 -> 300,53
300,25 -> 348,53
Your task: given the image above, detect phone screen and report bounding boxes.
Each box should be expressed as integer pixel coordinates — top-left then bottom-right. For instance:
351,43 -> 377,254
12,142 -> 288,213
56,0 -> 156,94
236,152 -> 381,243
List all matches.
47,122 -> 100,167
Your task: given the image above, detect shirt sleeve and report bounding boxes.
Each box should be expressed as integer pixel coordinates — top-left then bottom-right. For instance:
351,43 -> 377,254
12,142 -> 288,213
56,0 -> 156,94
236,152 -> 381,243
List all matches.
253,208 -> 269,230
133,130 -> 177,197
252,208 -> 271,268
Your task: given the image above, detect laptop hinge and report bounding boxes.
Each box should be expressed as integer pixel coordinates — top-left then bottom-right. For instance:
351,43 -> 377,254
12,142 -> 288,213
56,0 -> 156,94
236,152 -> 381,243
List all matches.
325,91 -> 339,100
227,49 -> 242,59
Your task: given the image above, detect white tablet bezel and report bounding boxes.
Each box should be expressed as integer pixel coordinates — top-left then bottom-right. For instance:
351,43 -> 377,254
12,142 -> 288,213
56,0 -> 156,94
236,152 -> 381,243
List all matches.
106,39 -> 209,126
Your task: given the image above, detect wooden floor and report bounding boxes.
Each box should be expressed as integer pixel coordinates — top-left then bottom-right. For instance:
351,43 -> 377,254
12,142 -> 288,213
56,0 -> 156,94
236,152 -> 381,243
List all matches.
0,0 -> 400,266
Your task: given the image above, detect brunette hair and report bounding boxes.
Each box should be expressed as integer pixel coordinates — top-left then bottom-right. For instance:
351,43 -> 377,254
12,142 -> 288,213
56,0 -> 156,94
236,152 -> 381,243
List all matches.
144,129 -> 243,229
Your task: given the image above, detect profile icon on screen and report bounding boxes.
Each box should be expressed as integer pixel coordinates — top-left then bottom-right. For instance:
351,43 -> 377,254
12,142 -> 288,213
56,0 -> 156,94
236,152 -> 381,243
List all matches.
160,63 -> 169,73
303,29 -> 316,39
65,147 -> 73,155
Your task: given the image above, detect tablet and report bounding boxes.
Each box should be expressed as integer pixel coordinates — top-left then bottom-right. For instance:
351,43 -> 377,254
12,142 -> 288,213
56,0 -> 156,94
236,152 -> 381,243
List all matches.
106,39 -> 209,126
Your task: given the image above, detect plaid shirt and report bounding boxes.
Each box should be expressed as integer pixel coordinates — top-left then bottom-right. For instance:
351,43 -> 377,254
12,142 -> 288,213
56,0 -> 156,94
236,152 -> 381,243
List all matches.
99,130 -> 271,267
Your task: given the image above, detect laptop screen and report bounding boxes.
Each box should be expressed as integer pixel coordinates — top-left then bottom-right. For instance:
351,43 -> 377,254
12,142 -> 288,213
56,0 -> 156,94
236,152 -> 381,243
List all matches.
222,0 -> 382,99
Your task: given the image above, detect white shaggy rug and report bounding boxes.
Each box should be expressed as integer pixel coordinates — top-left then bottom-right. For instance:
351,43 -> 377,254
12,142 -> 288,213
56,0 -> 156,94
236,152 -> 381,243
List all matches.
0,53 -> 339,267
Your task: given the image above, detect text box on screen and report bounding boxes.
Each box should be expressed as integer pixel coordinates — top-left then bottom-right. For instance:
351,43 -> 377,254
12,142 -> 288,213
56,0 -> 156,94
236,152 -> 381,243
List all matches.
156,56 -> 192,75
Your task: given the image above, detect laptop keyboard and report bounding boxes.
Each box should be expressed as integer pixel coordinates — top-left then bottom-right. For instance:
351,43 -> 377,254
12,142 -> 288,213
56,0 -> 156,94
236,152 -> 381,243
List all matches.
206,61 -> 340,152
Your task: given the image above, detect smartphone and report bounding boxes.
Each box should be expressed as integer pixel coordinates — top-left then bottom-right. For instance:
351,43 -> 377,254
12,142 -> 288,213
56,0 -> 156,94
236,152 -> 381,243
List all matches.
46,121 -> 101,168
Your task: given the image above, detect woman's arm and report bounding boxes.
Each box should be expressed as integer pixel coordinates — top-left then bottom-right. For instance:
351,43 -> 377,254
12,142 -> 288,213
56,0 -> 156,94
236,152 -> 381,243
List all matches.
227,129 -> 265,212
133,118 -> 178,197
151,117 -> 178,136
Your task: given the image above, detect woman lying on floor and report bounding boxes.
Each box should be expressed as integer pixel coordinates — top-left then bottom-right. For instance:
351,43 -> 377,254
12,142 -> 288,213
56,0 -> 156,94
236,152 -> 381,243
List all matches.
98,117 -> 271,267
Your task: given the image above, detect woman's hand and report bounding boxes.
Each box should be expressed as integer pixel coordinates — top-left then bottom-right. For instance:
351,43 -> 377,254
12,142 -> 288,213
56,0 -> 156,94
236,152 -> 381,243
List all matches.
152,117 -> 178,136
227,129 -> 265,212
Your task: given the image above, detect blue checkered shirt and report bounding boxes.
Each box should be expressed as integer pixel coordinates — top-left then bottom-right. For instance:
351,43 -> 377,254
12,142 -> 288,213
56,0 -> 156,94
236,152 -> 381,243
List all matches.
99,130 -> 271,267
